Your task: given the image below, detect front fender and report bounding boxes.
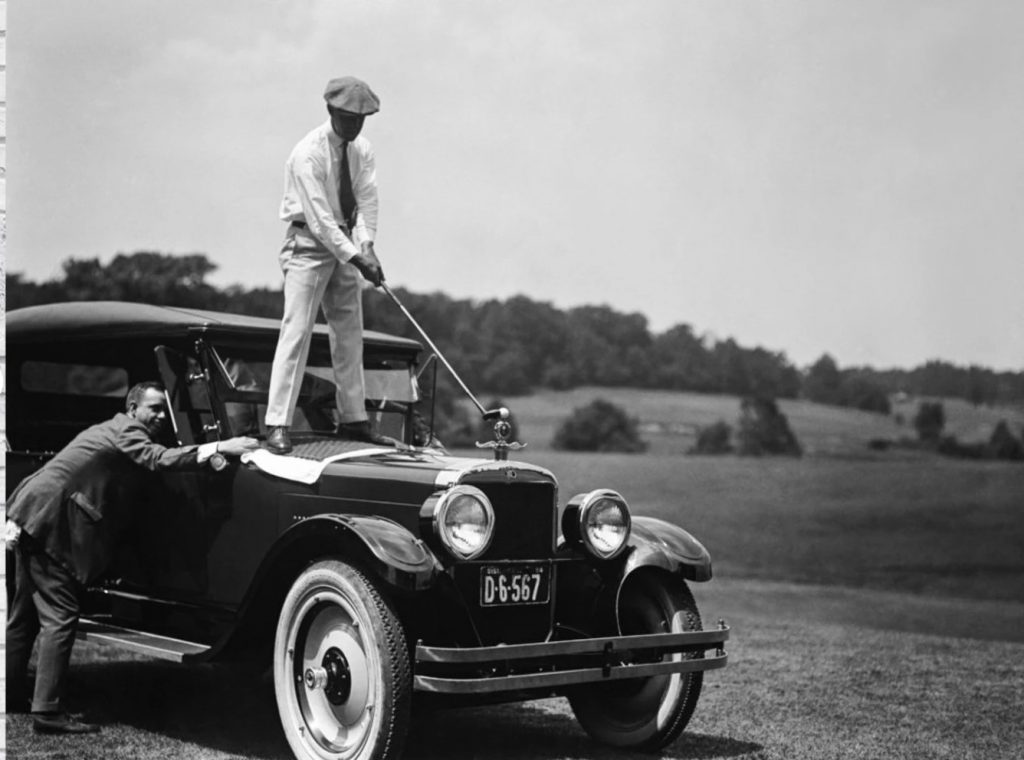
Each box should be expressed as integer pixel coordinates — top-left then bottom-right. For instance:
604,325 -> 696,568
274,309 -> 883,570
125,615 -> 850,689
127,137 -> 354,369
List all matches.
278,513 -> 443,592
197,514 -> 442,662
624,516 -> 713,582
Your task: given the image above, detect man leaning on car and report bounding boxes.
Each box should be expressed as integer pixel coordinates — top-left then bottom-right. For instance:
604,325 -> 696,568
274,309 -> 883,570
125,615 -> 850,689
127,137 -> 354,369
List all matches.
5,381 -> 258,735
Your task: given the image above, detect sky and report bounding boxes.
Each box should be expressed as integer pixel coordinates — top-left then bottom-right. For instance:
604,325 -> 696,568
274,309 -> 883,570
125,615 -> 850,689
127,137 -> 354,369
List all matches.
6,0 -> 1023,371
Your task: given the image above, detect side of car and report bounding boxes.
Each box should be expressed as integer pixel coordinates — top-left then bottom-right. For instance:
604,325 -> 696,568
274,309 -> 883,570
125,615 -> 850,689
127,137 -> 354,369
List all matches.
6,302 -> 729,760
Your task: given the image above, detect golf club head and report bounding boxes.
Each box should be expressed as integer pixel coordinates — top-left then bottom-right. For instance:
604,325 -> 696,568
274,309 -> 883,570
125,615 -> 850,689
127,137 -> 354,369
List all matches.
482,407 -> 510,421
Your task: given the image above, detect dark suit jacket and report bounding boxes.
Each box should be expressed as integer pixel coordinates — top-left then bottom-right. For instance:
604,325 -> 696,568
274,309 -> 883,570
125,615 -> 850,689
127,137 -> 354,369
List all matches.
7,413 -> 201,585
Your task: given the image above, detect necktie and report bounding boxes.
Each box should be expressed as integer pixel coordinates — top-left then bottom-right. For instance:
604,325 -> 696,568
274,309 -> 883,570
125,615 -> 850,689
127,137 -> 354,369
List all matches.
339,141 -> 357,232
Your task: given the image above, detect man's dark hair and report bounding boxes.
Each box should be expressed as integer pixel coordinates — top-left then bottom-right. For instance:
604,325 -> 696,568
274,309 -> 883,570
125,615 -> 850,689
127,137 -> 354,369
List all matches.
125,381 -> 167,411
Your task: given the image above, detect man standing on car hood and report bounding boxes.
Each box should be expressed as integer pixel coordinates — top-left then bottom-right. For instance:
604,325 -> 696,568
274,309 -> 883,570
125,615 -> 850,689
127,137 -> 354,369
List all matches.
264,75 -> 389,454
5,382 -> 258,734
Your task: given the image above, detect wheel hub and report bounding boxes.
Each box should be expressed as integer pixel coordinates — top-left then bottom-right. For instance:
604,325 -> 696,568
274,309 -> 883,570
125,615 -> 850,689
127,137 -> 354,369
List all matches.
304,646 -> 352,705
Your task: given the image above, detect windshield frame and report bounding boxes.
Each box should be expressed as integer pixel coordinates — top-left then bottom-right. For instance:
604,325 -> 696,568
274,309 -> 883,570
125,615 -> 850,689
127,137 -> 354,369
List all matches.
202,338 -> 420,441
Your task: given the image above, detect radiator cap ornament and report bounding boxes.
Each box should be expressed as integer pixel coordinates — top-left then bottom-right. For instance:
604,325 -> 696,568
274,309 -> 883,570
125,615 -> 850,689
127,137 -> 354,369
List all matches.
475,407 -> 526,461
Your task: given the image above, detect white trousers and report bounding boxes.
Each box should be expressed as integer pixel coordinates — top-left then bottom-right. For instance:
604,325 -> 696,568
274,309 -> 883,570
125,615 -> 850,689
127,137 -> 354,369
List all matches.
265,229 -> 367,427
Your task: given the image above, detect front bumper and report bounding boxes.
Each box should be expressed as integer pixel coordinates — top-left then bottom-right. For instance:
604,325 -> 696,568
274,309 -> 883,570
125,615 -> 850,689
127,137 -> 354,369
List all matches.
413,623 -> 729,695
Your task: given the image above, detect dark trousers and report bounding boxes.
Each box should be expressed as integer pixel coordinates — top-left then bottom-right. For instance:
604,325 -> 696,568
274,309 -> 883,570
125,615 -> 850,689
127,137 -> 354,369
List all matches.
6,542 -> 82,713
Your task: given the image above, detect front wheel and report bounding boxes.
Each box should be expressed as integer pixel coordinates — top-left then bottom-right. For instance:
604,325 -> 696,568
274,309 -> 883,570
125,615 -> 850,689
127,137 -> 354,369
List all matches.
569,572 -> 704,751
274,560 -> 411,760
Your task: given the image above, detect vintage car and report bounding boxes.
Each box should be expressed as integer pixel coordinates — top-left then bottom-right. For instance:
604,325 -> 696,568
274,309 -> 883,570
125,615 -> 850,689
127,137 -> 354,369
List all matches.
5,301 -> 729,760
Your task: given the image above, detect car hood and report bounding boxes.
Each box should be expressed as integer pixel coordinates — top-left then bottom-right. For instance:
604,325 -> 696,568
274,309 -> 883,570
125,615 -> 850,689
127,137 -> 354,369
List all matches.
321,447 -> 558,490
246,437 -> 556,493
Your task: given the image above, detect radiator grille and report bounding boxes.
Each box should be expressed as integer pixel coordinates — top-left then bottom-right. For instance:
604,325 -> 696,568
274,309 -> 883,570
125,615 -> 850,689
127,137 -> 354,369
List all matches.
467,481 -> 557,561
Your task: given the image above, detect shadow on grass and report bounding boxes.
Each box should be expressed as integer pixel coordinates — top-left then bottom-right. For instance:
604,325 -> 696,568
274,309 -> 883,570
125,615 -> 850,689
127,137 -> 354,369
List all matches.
406,702 -> 764,759
675,733 -> 766,759
8,659 -> 763,760
6,659 -> 290,760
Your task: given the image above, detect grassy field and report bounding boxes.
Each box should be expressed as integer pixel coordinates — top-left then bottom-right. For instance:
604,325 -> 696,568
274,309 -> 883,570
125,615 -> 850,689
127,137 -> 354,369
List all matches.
496,386 -> 1024,457
517,451 -> 1024,605
6,605 -> 1022,760
497,387 -> 1024,604
5,388 -> 1024,758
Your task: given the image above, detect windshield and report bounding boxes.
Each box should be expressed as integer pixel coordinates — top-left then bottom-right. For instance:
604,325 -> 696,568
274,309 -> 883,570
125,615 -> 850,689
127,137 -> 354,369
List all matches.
209,342 -> 418,439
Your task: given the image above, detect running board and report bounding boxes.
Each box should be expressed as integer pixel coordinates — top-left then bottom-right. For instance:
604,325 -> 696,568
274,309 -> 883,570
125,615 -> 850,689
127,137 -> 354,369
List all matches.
77,619 -> 211,662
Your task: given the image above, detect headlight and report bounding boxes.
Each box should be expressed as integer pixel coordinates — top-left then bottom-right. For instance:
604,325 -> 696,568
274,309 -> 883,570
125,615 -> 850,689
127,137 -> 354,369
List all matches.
430,485 -> 495,560
562,489 -> 631,560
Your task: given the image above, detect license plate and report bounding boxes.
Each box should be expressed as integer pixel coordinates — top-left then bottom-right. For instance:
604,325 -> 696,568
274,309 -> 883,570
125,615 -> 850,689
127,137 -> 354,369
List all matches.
479,563 -> 550,607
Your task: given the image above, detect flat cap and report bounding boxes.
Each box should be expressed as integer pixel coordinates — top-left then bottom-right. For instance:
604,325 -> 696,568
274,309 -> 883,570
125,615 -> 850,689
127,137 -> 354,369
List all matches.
323,76 -> 380,115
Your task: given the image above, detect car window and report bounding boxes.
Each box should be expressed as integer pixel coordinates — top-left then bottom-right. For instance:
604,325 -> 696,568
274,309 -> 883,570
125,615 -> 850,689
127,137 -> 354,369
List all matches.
305,366 -> 419,404
209,343 -> 417,439
212,346 -> 417,404
21,360 -> 130,397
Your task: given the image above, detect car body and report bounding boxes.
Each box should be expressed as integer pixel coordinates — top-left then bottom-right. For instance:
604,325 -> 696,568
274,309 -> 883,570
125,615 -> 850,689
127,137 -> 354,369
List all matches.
5,301 -> 729,760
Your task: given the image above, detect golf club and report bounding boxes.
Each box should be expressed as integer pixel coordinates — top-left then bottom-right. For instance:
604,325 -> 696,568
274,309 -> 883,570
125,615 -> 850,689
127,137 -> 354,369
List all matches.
380,283 -> 507,422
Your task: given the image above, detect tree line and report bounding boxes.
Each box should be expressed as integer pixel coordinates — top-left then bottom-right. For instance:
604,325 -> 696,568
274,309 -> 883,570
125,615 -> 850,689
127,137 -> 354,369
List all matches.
7,252 -> 1024,406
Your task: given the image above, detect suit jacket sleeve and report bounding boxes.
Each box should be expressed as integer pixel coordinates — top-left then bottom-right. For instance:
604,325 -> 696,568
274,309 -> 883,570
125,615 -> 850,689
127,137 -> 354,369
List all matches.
116,424 -> 200,471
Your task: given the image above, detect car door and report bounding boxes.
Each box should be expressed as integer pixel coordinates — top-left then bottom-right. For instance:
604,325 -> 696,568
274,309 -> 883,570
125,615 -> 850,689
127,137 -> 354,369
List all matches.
147,342 -> 281,610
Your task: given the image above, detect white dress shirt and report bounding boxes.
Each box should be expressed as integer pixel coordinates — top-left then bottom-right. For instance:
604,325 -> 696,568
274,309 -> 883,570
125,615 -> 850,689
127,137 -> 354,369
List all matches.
279,120 -> 379,262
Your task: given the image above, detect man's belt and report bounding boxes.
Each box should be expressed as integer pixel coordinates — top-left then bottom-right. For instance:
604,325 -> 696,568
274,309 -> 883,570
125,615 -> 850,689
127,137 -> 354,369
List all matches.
290,218 -> 354,233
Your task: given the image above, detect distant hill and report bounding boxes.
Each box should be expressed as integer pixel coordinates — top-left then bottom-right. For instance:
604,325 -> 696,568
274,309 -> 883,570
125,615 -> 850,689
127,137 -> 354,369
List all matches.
491,387 -> 1024,457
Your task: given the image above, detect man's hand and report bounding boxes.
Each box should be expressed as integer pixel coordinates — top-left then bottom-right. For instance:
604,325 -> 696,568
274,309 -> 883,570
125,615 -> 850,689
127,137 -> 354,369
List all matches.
349,243 -> 385,287
217,437 -> 260,456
